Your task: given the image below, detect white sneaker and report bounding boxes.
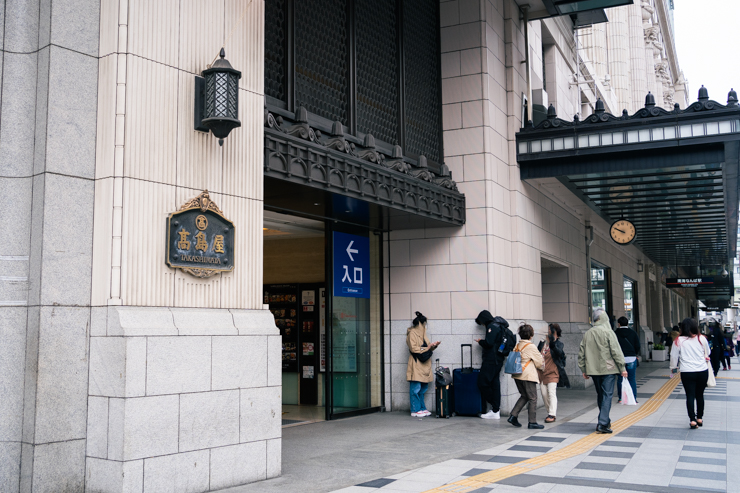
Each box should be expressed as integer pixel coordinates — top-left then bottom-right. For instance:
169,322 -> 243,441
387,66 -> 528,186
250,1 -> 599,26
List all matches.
480,410 -> 500,420
420,410 -> 432,416
411,412 -> 423,417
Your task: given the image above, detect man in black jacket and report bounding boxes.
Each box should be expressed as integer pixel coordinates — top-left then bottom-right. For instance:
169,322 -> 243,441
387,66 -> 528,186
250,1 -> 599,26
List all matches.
475,310 -> 508,420
615,316 -> 640,403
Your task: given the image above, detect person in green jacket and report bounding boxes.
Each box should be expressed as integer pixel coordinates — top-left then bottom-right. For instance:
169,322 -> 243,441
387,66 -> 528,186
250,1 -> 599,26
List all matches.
578,308 -> 628,434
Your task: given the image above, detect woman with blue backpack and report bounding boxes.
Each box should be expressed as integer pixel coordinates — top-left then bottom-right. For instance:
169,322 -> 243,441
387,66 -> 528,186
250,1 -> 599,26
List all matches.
506,324 -> 545,429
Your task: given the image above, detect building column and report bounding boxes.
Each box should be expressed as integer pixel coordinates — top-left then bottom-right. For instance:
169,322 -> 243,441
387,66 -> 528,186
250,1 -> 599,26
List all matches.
1,0 -> 101,491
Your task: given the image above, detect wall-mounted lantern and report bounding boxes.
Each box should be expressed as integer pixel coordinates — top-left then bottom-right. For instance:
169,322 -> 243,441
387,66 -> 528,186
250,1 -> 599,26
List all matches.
194,48 -> 242,145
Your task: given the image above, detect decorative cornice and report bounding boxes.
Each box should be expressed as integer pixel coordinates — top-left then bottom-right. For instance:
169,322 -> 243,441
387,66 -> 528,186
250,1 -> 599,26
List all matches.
519,88 -> 740,134
263,111 -> 465,226
264,105 -> 458,192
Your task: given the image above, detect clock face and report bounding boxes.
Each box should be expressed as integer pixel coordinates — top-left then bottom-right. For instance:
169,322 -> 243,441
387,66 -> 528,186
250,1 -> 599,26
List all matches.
610,219 -> 636,245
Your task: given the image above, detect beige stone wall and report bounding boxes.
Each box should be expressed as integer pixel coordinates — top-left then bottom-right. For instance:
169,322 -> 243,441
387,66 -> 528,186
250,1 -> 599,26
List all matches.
92,0 -> 265,310
386,0 -> 664,410
83,2 -> 280,492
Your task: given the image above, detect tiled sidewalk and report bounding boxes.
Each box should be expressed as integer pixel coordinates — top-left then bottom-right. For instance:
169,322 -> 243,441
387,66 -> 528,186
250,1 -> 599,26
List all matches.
333,366 -> 740,493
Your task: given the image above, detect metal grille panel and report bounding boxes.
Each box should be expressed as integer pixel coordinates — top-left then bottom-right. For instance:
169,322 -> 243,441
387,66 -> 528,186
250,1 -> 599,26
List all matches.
205,72 -> 238,119
294,0 -> 348,124
403,0 -> 442,162
356,0 -> 399,144
265,0 -> 286,101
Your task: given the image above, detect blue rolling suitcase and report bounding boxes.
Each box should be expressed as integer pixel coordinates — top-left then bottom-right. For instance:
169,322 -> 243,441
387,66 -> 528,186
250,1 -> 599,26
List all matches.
453,344 -> 485,416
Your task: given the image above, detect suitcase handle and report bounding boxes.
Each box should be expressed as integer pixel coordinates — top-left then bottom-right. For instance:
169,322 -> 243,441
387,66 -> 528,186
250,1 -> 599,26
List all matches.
461,344 -> 473,371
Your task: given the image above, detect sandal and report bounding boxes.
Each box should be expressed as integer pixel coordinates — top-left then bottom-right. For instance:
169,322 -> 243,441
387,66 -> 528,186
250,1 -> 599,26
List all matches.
545,415 -> 556,423
696,419 -> 703,427
690,421 -> 698,429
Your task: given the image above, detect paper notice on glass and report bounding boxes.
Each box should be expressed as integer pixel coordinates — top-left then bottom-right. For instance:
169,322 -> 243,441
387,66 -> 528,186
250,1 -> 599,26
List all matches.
302,290 -> 315,306
302,365 -> 314,378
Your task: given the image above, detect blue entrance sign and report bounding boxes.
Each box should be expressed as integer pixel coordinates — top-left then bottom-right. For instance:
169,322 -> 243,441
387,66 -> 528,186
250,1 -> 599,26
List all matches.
333,232 -> 370,298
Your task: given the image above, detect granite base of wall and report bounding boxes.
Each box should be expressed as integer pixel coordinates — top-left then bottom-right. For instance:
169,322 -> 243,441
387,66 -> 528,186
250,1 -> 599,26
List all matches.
85,306 -> 280,493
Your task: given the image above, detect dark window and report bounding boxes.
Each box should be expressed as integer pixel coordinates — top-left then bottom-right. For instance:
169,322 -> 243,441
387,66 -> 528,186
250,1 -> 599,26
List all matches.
402,0 -> 442,163
264,0 -> 442,164
264,0 -> 287,102
294,0 -> 349,124
355,0 -> 399,145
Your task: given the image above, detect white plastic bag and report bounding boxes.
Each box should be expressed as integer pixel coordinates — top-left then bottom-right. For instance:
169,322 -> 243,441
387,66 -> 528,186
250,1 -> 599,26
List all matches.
707,364 -> 717,387
620,376 -> 637,405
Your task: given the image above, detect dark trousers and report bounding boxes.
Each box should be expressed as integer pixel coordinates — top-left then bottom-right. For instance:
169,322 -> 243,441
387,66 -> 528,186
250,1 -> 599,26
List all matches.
710,353 -> 721,376
591,374 -> 616,427
680,370 -> 708,421
511,380 -> 538,423
477,361 -> 503,412
723,356 -> 731,369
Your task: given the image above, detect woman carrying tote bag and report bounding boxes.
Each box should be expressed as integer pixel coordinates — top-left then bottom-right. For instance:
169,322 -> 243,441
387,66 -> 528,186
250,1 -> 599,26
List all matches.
670,318 -> 711,429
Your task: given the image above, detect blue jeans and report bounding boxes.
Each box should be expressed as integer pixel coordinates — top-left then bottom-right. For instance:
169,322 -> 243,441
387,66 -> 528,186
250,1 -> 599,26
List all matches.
591,374 -> 616,426
617,360 -> 638,402
409,381 -> 429,413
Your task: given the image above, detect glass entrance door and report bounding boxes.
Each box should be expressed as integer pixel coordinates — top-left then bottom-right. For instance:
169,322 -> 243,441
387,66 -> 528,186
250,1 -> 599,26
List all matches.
326,226 -> 382,418
591,260 -> 612,322
623,276 -> 638,329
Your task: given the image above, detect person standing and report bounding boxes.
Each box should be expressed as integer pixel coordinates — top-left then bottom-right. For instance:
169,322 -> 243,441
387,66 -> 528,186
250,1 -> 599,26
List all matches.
670,318 -> 710,429
537,323 -> 570,423
406,311 -> 440,417
615,316 -> 641,403
507,324 -> 545,429
578,308 -> 628,434
475,310 -> 510,420
708,321 -> 725,376
722,332 -> 733,370
669,326 -> 680,357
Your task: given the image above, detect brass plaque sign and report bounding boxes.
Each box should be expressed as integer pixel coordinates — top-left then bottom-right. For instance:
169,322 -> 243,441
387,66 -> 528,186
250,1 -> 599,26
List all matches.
166,191 -> 234,278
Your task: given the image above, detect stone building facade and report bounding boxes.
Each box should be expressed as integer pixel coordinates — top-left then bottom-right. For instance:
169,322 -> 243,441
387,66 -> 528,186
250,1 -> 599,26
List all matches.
0,0 -> 710,492
384,0 -> 692,412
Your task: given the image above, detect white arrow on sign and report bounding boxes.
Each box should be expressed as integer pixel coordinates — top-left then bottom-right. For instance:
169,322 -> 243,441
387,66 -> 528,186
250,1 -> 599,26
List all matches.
346,241 -> 358,261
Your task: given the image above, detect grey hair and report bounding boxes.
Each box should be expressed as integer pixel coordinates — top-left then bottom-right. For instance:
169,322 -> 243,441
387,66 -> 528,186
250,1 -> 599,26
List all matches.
592,307 -> 605,322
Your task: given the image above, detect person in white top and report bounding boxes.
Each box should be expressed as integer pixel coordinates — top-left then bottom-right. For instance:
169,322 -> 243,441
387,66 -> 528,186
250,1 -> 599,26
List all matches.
670,318 -> 710,429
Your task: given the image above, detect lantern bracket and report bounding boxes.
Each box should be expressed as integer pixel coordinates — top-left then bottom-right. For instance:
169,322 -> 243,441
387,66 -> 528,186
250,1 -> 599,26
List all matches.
193,75 -> 209,133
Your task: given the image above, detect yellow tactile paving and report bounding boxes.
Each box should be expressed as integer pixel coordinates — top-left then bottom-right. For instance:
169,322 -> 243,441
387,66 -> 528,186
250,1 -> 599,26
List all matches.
421,376 -> 681,493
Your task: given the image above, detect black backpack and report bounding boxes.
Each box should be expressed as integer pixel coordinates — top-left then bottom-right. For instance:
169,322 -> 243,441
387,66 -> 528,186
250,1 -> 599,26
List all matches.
496,324 -> 516,357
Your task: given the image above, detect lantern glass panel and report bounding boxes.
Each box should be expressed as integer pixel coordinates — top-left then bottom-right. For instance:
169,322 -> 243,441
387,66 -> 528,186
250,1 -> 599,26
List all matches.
205,72 -> 239,119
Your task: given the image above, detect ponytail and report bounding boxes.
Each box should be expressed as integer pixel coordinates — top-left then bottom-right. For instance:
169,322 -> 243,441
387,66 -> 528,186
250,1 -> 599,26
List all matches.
413,311 -> 427,327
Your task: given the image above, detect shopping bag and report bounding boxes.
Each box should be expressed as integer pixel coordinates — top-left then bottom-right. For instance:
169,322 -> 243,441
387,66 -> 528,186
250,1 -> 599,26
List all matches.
620,376 -> 637,405
707,364 -> 717,387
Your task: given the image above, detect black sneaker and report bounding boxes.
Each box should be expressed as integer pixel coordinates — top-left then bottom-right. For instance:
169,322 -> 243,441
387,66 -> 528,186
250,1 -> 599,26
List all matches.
507,415 -> 522,427
528,422 -> 544,429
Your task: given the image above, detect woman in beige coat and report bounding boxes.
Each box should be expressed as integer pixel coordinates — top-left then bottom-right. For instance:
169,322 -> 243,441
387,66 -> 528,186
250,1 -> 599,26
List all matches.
507,324 -> 545,429
406,312 -> 440,417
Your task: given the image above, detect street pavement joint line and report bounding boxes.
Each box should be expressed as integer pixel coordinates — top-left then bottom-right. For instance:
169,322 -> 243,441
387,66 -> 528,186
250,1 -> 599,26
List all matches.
420,376 -> 681,493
